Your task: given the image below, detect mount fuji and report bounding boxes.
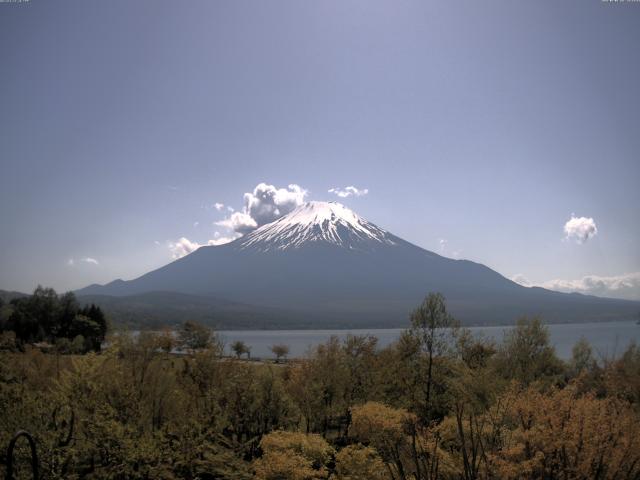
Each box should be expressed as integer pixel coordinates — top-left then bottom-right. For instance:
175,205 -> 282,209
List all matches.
77,202 -> 639,328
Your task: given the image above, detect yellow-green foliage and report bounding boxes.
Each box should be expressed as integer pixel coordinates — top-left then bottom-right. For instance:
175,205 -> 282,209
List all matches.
253,431 -> 334,480
334,444 -> 389,480
350,401 -> 414,449
2,315 -> 640,480
486,384 -> 640,479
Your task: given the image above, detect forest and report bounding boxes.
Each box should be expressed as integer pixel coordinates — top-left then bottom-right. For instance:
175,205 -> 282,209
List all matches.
1,292 -> 640,479
0,286 -> 107,354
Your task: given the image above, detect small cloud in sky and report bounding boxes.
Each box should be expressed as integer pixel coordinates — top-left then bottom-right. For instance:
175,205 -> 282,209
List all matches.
564,215 -> 597,243
436,238 -> 460,258
214,202 -> 225,211
154,240 -> 161,246
168,185 -> 179,191
193,221 -> 199,227
328,186 -> 369,198
67,257 -> 99,266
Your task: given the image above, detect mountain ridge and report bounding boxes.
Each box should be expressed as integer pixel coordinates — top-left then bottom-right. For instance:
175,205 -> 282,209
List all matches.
76,202 -> 640,327
237,201 -> 397,252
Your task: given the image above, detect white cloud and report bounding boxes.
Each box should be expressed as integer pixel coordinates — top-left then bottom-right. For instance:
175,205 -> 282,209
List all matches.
542,272 -> 640,300
328,186 -> 369,198
169,232 -> 240,258
511,272 -> 640,301
216,211 -> 258,234
217,183 -> 308,235
510,273 -> 532,287
172,184 -> 308,252
169,183 -> 308,259
193,221 -> 199,227
67,257 -> 99,267
169,237 -> 201,259
245,183 -> 308,225
207,231 -> 241,246
564,215 -> 598,243
435,238 -> 461,258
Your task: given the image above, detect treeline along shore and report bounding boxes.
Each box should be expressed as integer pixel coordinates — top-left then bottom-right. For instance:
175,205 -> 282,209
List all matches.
2,289 -> 640,479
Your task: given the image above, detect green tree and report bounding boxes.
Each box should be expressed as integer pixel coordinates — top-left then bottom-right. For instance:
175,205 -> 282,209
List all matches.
334,444 -> 390,480
271,344 -> 290,363
3,287 -> 107,350
0,297 -> 8,332
494,316 -> 563,385
178,320 -> 215,351
253,431 -> 334,480
56,291 -> 79,338
82,303 -> 108,344
343,334 -> 378,405
350,402 -> 418,479
70,334 -> 86,353
603,342 -> 640,405
570,336 -> 595,376
231,340 -> 250,359
456,328 -> 496,370
156,327 -> 175,353
69,314 -> 101,352
410,292 -> 459,414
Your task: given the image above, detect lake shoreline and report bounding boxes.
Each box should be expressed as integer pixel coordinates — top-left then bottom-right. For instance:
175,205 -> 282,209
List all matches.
213,319 -> 640,361
117,316 -> 640,333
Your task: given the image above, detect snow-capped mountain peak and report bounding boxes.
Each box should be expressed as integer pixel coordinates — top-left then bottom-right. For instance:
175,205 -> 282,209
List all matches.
236,201 -> 397,251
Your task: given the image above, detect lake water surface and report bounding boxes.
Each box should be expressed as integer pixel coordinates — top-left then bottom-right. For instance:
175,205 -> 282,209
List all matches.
218,320 -> 640,360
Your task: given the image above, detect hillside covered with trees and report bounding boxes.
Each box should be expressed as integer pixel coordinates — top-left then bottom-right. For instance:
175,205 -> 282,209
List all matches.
0,286 -> 108,354
1,293 -> 640,479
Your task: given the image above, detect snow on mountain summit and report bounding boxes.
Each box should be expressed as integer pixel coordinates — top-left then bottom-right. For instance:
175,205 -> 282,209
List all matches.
236,201 -> 397,252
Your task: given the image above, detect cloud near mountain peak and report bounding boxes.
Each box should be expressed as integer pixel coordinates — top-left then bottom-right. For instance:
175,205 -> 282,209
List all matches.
171,182 -> 374,258
328,186 -> 369,198
217,183 -> 308,235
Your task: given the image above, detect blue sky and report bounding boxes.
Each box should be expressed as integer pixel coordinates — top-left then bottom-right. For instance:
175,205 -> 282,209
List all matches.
1,0 -> 639,299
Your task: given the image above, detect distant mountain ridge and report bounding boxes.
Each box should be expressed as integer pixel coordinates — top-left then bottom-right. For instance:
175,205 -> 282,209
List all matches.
77,202 -> 640,328
0,289 -> 29,303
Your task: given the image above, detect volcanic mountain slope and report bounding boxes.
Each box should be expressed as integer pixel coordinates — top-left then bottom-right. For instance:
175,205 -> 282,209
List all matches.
237,201 -> 397,251
77,202 -> 640,327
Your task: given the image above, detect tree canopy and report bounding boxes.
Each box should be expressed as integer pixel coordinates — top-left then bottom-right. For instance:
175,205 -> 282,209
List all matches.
0,286 -> 107,352
2,291 -> 640,479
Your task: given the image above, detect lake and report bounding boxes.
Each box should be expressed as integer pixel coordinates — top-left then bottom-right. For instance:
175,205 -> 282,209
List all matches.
218,320 -> 640,360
